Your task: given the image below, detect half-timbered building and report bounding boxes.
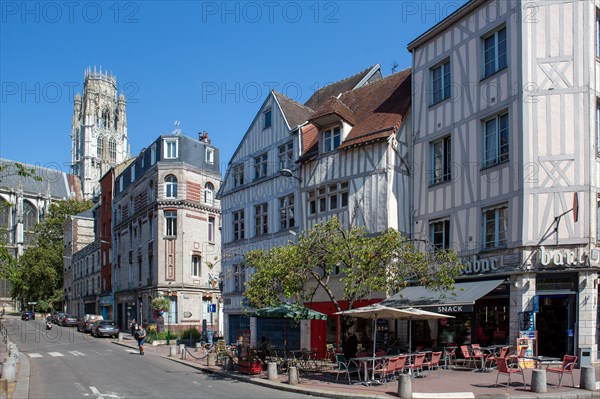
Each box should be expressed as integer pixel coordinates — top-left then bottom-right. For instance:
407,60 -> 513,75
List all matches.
408,0 -> 600,361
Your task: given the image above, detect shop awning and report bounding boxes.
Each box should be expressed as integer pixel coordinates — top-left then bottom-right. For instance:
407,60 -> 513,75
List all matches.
380,279 -> 505,313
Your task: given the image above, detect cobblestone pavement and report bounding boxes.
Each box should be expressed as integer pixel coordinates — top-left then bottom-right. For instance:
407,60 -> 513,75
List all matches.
115,336 -> 600,399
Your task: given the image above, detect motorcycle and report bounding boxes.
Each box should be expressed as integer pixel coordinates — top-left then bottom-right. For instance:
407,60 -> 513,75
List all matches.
46,321 -> 52,330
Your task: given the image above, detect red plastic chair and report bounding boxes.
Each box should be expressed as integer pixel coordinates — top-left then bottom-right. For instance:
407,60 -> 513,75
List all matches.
546,355 -> 578,388
424,351 -> 442,378
486,346 -> 509,369
409,353 -> 426,376
460,345 -> 476,369
495,357 -> 526,389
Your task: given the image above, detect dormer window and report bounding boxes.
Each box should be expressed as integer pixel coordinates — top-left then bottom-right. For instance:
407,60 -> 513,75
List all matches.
206,147 -> 214,164
164,138 -> 178,159
324,126 -> 341,152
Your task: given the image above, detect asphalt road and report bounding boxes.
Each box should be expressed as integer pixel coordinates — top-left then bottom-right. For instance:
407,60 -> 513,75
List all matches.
7,318 -> 314,399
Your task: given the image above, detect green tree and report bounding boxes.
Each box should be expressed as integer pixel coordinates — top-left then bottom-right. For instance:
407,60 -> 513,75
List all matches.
7,199 -> 93,307
244,217 -> 461,314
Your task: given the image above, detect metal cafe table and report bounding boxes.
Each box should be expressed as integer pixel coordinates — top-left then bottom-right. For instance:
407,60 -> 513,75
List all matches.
523,355 -> 561,369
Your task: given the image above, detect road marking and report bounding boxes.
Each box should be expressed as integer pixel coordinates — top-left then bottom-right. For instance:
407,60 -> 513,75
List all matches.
48,352 -> 64,357
125,349 -> 138,354
89,386 -> 123,399
28,353 -> 42,358
413,394 -> 475,399
68,351 -> 86,356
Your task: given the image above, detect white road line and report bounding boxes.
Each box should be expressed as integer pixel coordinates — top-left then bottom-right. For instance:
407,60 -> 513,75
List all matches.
125,349 -> 138,354
28,353 -> 42,358
48,352 -> 64,357
89,386 -> 123,399
68,351 -> 86,356
413,394 -> 475,399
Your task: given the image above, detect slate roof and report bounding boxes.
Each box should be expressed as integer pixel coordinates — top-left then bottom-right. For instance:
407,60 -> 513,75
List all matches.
304,64 -> 382,110
0,158 -> 81,199
300,68 -> 411,160
273,91 -> 314,129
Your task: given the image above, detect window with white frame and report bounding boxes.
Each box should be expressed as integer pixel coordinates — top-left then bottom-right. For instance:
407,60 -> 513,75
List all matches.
483,26 -> 507,78
233,209 -> 245,241
279,194 -> 295,230
233,164 -> 244,187
151,143 -> 156,165
164,175 -> 178,198
204,182 -> 214,205
164,210 -> 177,237
264,109 -> 272,129
431,60 -> 451,104
208,216 -> 215,242
254,153 -> 268,179
254,203 -> 268,236
307,181 -> 349,215
206,147 -> 214,164
191,255 -> 201,278
323,126 -> 341,152
278,141 -> 293,170
431,136 -> 451,184
429,219 -> 450,250
483,205 -> 507,249
483,113 -> 509,167
164,138 -> 178,159
233,264 -> 246,292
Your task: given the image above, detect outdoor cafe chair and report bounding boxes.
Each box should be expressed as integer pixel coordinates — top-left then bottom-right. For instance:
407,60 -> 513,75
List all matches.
507,345 -> 527,364
485,346 -> 509,369
334,354 -> 360,384
495,357 -> 526,389
423,351 -> 442,378
546,355 -> 578,388
408,353 -> 426,376
460,345 -> 476,369
375,355 -> 406,386
444,347 -> 457,369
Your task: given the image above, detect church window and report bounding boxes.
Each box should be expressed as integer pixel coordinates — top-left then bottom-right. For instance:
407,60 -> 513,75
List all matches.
109,138 -> 116,162
97,136 -> 104,158
165,175 -> 178,198
102,109 -> 110,128
23,201 -> 37,232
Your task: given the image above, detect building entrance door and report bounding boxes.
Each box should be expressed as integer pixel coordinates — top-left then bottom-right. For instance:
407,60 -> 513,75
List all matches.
536,295 -> 575,358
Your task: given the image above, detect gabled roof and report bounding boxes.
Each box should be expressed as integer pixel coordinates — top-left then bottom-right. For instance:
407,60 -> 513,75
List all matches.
273,91 -> 314,129
309,96 -> 356,126
300,68 -> 411,160
304,64 -> 382,110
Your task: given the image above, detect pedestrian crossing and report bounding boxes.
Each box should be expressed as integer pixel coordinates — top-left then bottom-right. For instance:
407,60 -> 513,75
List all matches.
27,349 -> 118,358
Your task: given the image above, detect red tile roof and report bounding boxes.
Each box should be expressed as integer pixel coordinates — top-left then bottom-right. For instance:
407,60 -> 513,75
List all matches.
300,68 -> 411,159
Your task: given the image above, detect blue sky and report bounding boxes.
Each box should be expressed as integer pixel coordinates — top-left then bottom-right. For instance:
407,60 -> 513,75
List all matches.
1,1 -> 466,176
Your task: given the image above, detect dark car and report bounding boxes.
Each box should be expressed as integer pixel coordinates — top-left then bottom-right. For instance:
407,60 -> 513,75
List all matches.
21,310 -> 34,320
52,312 -> 64,324
61,314 -> 78,327
77,314 -> 103,333
90,320 -> 119,338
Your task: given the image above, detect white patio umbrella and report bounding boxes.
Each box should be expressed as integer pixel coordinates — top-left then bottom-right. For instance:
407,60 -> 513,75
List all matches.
335,304 -> 454,380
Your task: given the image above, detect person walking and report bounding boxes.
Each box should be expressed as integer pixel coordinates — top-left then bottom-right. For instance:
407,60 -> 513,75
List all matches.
134,324 -> 146,355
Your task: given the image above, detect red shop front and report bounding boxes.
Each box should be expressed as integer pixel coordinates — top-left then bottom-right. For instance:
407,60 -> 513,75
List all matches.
307,298 -> 382,358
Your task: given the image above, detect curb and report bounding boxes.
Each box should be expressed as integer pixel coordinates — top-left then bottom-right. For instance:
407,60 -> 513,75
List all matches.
11,352 -> 29,399
111,341 -> 600,399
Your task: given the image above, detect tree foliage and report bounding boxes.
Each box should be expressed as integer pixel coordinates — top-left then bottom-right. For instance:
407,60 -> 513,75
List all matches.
5,199 -> 93,306
244,217 -> 461,313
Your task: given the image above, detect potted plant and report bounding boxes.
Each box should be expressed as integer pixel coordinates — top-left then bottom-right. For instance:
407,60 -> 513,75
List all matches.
151,297 -> 170,316
236,344 -> 262,374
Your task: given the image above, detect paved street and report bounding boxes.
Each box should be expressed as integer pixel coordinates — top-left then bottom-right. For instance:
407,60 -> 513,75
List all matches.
5,317 -> 314,399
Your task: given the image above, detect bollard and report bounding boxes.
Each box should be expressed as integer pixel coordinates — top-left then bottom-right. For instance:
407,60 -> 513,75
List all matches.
1,357 -> 16,382
169,345 -> 177,357
196,342 -> 202,350
398,374 -> 412,399
181,346 -> 186,360
531,369 -> 547,393
118,332 -> 124,343
580,366 -> 596,391
179,344 -> 186,356
223,356 -> 233,371
207,352 -> 217,366
288,366 -> 298,385
267,362 -> 278,380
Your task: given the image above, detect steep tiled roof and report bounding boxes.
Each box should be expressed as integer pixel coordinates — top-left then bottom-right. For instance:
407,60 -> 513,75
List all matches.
304,65 -> 382,110
0,158 -> 82,199
300,68 -> 411,159
309,96 -> 356,126
273,91 -> 314,129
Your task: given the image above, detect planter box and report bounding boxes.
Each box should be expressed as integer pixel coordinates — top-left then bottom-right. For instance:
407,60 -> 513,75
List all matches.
237,360 -> 262,375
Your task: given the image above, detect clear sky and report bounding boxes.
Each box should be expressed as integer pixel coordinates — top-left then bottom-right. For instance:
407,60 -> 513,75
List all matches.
1,1 -> 466,176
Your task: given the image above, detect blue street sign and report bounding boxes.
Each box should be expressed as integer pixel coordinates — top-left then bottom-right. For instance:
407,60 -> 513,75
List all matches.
209,304 -> 216,313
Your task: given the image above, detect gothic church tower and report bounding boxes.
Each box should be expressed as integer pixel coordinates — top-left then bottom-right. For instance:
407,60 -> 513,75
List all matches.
71,67 -> 129,198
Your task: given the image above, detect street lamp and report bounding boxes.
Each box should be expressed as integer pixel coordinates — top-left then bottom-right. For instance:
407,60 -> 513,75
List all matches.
279,168 -> 302,182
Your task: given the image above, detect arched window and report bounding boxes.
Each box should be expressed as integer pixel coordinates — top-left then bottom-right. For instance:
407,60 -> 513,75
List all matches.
102,109 -> 110,128
109,137 -> 116,162
97,136 -> 104,158
165,175 -> 178,198
0,201 -> 10,229
204,182 -> 214,205
22,201 -> 37,231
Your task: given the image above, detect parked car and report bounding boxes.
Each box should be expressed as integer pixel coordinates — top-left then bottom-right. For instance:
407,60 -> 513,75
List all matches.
52,312 -> 64,324
77,314 -> 103,333
61,314 -> 78,327
21,310 -> 34,320
90,320 -> 119,338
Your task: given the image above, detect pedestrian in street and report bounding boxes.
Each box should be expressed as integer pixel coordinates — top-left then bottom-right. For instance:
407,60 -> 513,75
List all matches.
134,324 -> 146,355
130,319 -> 137,337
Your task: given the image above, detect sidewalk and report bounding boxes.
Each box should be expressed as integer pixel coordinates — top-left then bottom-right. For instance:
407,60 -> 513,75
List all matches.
115,336 -> 600,399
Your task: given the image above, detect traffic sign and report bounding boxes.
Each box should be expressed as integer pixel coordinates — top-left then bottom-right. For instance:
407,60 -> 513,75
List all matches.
208,304 -> 216,313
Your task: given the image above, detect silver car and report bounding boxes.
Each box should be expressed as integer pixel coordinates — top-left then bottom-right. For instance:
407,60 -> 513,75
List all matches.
91,320 -> 119,338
